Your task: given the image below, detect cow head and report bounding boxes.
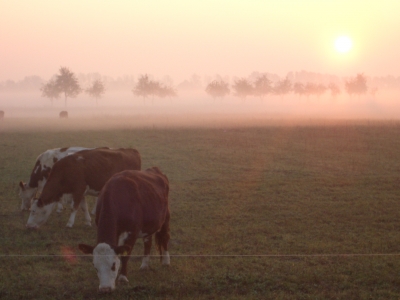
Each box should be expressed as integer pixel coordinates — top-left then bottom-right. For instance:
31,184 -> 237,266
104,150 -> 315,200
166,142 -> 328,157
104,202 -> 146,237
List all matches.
78,243 -> 131,293
19,181 -> 36,211
26,198 -> 55,229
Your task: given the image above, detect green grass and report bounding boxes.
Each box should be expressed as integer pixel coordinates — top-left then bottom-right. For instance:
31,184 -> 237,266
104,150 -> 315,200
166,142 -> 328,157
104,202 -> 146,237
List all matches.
1,120 -> 400,299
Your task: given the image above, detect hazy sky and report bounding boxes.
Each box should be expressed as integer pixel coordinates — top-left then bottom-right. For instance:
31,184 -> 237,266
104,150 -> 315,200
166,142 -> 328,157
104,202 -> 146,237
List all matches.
1,0 -> 400,83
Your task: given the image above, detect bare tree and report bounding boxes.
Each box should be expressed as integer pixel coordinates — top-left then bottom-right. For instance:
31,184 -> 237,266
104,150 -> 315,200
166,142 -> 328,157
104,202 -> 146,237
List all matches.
86,79 -> 105,105
40,78 -> 60,105
55,67 -> 81,107
205,80 -> 230,100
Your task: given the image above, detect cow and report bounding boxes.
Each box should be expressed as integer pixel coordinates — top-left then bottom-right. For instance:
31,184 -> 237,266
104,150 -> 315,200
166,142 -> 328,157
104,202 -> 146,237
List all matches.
78,167 -> 170,293
0,110 -> 4,120
59,111 -> 68,118
26,148 -> 141,229
19,147 -> 91,211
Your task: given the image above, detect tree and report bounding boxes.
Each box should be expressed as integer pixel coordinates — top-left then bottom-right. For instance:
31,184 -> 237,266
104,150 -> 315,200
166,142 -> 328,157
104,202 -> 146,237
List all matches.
232,78 -> 253,100
328,82 -> 341,98
293,82 -> 305,98
55,67 -> 81,107
86,79 -> 105,104
40,78 -> 60,105
133,74 -> 177,102
253,75 -> 272,100
205,80 -> 230,100
273,77 -> 292,98
345,73 -> 368,97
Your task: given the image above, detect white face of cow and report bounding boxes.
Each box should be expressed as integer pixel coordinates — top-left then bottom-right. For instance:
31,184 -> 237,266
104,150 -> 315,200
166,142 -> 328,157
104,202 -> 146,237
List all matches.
26,199 -> 55,229
19,182 -> 36,211
93,243 -> 121,293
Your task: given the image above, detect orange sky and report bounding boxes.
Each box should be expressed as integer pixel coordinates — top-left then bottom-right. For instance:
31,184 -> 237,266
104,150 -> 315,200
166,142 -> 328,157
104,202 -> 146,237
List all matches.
1,0 -> 400,83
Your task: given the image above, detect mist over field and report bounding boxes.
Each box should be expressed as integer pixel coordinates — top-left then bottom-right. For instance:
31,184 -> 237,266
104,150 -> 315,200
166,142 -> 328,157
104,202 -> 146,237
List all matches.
1,87 -> 400,132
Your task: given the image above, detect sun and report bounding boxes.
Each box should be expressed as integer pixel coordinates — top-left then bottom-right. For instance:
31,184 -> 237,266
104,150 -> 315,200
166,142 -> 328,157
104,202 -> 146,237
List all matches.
334,36 -> 353,53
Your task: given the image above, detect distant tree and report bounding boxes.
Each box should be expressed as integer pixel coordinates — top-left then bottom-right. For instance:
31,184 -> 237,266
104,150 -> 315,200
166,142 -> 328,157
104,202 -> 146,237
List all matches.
274,77 -> 292,98
86,79 -> 105,105
133,74 -> 177,102
304,82 -> 317,98
55,67 -> 81,107
293,82 -> 305,98
232,78 -> 253,100
253,75 -> 273,100
314,84 -> 327,98
328,82 -> 341,98
205,80 -> 230,100
345,73 -> 368,97
156,85 -> 177,99
40,78 -> 60,105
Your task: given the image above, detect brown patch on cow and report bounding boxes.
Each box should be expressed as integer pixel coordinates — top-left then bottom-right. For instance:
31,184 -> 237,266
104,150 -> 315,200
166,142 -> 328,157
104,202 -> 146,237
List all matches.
59,148 -> 68,152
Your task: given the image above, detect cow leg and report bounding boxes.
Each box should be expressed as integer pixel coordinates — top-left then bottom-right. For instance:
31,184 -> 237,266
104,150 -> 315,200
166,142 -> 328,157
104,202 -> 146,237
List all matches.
56,202 -> 64,213
156,213 -> 171,266
90,197 -> 98,215
140,236 -> 152,270
118,246 -> 134,283
66,208 -> 78,228
66,191 -> 85,228
80,198 -> 92,226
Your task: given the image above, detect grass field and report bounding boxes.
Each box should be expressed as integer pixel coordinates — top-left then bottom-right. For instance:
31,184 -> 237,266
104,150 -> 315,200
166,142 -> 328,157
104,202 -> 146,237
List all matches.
1,118 -> 400,299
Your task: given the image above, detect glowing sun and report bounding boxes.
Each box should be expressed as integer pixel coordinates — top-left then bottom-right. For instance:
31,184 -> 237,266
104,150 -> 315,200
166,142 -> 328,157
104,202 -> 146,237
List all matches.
335,36 -> 353,53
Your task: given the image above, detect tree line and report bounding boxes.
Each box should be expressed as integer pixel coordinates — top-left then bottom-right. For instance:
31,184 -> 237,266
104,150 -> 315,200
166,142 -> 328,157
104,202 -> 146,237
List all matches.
39,67 -> 371,106
40,67 -> 176,106
205,73 -> 369,101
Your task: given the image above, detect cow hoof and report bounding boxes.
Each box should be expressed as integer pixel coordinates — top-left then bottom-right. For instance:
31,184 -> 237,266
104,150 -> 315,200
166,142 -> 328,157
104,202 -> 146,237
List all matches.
66,223 -> 73,228
118,275 -> 129,283
85,222 -> 92,227
139,265 -> 150,271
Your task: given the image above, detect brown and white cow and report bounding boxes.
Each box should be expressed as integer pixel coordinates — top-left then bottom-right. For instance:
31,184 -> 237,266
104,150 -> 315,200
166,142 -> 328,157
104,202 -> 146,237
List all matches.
59,111 -> 68,118
0,110 -> 4,120
78,167 -> 170,293
26,148 -> 141,229
19,147 -> 91,211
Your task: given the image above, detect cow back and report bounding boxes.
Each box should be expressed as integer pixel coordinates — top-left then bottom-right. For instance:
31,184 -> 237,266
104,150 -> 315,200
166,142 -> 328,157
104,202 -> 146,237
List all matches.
95,167 -> 169,246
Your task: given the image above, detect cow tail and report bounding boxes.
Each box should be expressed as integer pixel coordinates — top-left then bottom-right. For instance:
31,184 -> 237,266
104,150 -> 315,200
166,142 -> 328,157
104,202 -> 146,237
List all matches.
155,217 -> 170,262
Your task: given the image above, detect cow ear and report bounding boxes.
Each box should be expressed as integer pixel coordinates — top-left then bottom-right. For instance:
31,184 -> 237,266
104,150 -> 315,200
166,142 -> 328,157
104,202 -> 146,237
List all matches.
78,244 -> 94,254
19,181 -> 25,190
114,245 -> 132,256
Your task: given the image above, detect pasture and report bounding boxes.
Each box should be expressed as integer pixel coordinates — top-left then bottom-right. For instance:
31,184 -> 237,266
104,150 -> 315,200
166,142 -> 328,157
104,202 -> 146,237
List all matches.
1,118 -> 400,299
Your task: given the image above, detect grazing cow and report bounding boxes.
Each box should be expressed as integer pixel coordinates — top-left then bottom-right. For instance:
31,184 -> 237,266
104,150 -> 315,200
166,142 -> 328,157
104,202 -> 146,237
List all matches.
0,110 -> 4,120
26,148 -> 141,229
19,147 -> 91,211
79,167 -> 170,293
59,111 -> 68,118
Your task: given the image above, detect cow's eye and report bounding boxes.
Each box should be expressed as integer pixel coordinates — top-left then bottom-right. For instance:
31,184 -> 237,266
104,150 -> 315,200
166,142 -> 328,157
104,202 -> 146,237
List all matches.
111,263 -> 116,271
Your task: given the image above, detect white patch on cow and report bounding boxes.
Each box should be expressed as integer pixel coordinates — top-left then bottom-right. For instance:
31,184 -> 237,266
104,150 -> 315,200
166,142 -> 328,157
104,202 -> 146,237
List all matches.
118,232 -> 130,246
162,251 -> 170,265
85,185 -> 100,197
90,197 -> 99,215
26,200 -> 56,229
117,274 -> 129,282
20,147 -> 91,211
93,243 -> 121,293
140,255 -> 150,270
19,184 -> 36,211
138,231 -> 148,238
